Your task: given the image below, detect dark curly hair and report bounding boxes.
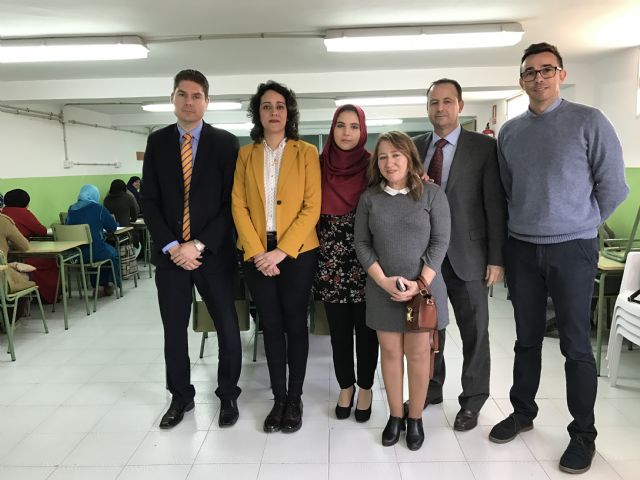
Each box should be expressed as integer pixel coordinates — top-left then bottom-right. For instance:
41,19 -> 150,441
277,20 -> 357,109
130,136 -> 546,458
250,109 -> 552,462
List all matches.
247,80 -> 299,142
368,131 -> 425,201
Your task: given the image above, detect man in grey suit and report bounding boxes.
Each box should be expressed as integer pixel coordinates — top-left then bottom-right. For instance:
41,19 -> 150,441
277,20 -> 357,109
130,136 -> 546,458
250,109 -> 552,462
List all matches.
411,78 -> 507,431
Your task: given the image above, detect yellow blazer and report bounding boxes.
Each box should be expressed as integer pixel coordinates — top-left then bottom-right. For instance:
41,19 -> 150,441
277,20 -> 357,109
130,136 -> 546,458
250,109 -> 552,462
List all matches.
232,139 -> 321,260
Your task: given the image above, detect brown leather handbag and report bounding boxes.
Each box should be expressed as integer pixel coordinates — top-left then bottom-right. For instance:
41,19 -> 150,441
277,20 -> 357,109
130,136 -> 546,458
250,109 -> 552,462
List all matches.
405,275 -> 440,377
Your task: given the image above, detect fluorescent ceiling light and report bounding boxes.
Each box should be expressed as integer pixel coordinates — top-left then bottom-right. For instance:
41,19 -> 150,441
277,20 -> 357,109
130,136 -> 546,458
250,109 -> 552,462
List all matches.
367,119 -> 403,126
336,97 -> 425,107
337,90 -> 521,107
213,122 -> 253,130
463,89 -> 521,101
142,102 -> 242,112
325,23 -> 523,52
0,36 -> 148,63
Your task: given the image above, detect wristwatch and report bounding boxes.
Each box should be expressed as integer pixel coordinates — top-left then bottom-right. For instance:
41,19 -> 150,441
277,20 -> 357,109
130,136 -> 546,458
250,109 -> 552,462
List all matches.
193,239 -> 206,253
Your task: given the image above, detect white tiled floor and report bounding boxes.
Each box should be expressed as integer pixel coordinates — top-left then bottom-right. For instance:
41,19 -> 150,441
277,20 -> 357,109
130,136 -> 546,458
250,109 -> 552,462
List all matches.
2,275 -> 640,480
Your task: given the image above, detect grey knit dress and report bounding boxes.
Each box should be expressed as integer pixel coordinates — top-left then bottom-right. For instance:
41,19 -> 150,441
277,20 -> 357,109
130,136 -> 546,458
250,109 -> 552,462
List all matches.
354,182 -> 451,332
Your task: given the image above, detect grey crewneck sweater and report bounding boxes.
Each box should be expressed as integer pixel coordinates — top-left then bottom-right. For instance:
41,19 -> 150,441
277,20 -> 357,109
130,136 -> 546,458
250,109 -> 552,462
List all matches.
497,99 -> 629,244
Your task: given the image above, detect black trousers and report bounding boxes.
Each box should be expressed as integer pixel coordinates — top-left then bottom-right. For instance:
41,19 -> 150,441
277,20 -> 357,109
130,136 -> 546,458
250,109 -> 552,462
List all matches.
428,257 -> 491,412
244,241 -> 317,400
155,264 -> 242,405
324,302 -> 379,390
505,236 -> 598,443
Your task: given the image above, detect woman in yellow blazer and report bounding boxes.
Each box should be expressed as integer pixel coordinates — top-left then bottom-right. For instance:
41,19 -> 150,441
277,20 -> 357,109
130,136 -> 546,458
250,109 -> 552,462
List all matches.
232,80 -> 321,434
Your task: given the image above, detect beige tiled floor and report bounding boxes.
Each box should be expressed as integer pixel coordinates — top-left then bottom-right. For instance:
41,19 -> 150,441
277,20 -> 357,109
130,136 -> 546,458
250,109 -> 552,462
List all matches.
1,275 -> 639,479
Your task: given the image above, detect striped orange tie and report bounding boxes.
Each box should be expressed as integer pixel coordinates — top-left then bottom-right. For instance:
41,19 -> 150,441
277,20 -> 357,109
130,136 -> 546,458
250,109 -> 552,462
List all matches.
181,132 -> 193,241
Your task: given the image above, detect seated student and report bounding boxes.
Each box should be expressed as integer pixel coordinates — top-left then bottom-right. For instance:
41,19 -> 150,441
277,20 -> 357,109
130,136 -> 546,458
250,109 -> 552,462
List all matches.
66,184 -> 120,296
2,189 -> 59,304
0,207 -> 36,295
127,176 -> 143,215
104,179 -> 140,249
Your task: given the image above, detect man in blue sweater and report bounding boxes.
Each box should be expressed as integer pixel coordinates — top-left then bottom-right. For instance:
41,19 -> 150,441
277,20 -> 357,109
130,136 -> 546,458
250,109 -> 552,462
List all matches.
489,42 -> 629,474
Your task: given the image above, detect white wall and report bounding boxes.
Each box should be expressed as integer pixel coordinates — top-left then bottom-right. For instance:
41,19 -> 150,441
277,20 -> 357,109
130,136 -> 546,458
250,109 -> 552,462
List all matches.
0,105 -> 148,179
591,47 -> 640,167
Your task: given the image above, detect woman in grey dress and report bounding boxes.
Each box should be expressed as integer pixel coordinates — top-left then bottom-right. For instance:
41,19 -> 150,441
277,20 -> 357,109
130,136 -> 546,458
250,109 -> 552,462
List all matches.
354,131 -> 450,451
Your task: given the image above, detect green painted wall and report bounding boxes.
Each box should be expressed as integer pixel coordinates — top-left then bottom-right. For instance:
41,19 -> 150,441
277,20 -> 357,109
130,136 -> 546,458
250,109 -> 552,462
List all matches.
608,167 -> 640,238
0,173 -> 141,227
2,167 -> 639,239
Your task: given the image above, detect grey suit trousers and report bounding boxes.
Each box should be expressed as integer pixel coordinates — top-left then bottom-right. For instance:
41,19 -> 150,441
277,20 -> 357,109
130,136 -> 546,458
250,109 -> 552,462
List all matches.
429,257 -> 490,413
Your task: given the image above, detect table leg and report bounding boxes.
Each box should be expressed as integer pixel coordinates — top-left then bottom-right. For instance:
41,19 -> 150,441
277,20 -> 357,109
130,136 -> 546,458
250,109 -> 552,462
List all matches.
58,253 -> 69,330
595,271 -> 607,375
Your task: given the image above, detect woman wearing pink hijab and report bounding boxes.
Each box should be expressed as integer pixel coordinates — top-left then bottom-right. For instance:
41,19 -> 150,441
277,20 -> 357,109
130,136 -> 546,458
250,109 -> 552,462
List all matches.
316,105 -> 379,422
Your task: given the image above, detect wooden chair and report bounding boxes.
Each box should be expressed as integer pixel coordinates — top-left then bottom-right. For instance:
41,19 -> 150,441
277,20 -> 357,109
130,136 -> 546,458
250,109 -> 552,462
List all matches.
52,223 -> 120,312
0,250 -> 48,361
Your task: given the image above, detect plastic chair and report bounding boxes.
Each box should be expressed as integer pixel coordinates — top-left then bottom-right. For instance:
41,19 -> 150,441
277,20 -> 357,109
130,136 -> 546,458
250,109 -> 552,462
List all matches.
52,223 -> 120,312
607,252 -> 640,385
0,250 -> 48,361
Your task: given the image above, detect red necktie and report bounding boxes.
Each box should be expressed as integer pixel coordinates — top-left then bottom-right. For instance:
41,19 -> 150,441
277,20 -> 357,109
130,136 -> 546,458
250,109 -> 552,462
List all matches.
427,138 -> 448,186
181,132 -> 193,241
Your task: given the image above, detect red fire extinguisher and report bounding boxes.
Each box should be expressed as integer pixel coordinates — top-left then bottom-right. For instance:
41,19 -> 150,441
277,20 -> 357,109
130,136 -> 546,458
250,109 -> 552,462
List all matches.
482,122 -> 495,137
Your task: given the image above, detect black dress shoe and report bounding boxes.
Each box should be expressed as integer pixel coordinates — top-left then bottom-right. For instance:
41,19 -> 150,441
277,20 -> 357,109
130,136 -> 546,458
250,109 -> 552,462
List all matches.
424,394 -> 443,408
354,395 -> 373,423
281,399 -> 303,433
159,399 -> 194,429
219,399 -> 239,427
335,386 -> 355,420
382,415 -> 405,446
403,394 -> 443,417
406,418 -> 425,450
263,399 -> 287,433
453,408 -> 479,431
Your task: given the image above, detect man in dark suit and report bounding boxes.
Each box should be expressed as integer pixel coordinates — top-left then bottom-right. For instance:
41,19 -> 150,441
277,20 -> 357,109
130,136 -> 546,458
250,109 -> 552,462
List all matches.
142,69 -> 242,429
411,78 -> 507,431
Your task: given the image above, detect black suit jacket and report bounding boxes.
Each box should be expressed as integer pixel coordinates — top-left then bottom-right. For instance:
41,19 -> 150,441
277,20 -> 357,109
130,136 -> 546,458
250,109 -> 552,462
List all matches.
413,129 -> 507,281
141,122 -> 240,272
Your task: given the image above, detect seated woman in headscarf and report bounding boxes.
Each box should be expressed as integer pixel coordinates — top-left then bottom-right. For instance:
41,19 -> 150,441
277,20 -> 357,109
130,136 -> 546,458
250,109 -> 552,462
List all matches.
2,189 -> 60,303
126,176 -> 142,215
66,185 -> 120,296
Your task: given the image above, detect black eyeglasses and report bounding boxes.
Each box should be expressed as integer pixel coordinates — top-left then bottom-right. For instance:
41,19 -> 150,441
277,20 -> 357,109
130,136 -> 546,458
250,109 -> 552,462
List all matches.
520,66 -> 562,82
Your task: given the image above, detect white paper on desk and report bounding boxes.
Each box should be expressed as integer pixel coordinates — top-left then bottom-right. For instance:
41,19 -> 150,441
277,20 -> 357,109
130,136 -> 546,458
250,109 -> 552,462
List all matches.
116,227 -> 126,231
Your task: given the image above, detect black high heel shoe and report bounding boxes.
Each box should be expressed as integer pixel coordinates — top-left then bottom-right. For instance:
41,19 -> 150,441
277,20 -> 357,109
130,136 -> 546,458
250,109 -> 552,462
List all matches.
382,415 -> 406,446
406,418 -> 425,451
335,386 -> 355,419
354,389 -> 373,423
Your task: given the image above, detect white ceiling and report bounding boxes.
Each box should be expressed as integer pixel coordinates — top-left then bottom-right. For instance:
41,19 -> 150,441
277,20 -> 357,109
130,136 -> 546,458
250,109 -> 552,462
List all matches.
1,0 -> 639,132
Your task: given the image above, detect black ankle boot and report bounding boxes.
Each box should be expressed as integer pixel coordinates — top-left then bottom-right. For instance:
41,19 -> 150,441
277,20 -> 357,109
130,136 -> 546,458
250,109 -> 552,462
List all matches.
406,418 -> 425,451
382,415 -> 405,446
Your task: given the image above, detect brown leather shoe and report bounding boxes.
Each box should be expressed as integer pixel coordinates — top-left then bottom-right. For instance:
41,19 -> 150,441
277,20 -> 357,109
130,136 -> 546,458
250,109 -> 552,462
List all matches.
454,408 -> 479,431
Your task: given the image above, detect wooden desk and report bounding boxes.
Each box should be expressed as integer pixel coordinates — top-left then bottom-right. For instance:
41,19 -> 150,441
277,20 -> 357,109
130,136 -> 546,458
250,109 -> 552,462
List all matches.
595,254 -> 625,375
11,240 -> 90,330
133,219 -> 152,278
